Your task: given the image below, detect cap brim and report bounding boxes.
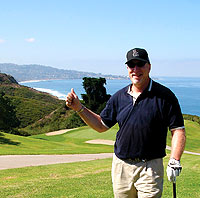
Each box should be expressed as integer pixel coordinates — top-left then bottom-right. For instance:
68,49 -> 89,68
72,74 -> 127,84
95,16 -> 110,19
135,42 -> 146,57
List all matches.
125,57 -> 148,64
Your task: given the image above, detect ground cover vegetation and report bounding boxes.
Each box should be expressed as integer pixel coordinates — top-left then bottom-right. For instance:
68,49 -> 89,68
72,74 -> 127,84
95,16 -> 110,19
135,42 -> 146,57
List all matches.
0,92 -> 19,132
0,125 -> 116,155
0,73 -> 64,135
0,152 -> 199,197
0,74 -> 113,136
0,105 -> 199,197
183,114 -> 200,125
0,120 -> 199,155
23,77 -> 111,135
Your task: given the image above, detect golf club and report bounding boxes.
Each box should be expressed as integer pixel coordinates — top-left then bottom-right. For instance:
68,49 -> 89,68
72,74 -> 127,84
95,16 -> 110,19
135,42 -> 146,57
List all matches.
173,182 -> 176,198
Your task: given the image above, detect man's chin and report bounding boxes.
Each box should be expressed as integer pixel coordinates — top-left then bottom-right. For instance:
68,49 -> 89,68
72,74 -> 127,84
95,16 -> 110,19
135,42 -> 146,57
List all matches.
132,80 -> 141,86
132,77 -> 142,84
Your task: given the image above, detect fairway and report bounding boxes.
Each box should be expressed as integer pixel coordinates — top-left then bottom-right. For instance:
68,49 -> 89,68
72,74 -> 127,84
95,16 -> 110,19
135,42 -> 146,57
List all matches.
0,126 -> 117,155
0,120 -> 199,155
0,153 -> 199,198
0,120 -> 200,197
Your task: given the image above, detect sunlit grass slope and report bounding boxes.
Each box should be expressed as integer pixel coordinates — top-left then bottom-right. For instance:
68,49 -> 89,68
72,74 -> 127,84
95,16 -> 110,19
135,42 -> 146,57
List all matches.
0,153 -> 199,198
0,120 -> 199,155
167,120 -> 200,153
0,125 -> 117,155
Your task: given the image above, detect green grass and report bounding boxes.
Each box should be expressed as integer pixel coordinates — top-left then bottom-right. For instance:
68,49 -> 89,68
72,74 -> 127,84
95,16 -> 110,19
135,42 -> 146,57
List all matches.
0,125 -> 117,155
167,120 -> 200,153
0,153 -> 199,198
163,152 -> 200,197
0,120 -> 199,197
1,120 -> 200,155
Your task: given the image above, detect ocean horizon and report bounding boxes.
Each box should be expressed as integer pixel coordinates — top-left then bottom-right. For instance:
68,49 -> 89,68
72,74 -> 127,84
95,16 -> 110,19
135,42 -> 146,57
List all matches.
20,76 -> 200,117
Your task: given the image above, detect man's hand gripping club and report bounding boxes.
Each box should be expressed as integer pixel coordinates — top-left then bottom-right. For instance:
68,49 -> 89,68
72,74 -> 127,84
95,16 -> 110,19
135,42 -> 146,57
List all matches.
167,158 -> 182,183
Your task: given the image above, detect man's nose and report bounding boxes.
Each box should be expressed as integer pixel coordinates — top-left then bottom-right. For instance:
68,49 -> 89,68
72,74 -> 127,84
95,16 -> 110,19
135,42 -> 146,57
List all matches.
132,65 -> 139,71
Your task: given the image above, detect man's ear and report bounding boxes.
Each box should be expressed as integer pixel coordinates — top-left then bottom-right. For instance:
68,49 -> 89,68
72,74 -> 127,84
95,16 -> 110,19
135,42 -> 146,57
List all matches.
148,64 -> 151,72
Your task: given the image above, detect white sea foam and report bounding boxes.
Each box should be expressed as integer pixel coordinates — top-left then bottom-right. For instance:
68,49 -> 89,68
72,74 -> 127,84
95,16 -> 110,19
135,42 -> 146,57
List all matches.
33,87 -> 66,100
19,79 -> 50,83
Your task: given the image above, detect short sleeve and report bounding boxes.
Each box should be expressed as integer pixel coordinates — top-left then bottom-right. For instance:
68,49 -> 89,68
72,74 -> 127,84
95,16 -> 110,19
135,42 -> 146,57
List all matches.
100,97 -> 117,128
167,95 -> 184,130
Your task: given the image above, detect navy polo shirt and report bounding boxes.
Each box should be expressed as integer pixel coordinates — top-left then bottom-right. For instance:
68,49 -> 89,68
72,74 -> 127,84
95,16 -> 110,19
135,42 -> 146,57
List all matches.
100,79 -> 184,160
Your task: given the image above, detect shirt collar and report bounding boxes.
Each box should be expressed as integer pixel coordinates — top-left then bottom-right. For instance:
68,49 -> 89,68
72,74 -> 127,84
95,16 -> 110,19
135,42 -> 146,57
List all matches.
148,78 -> 153,91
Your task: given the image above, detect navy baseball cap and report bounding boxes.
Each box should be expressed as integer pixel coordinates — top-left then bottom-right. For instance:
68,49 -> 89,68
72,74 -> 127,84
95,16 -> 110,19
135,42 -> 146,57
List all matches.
125,48 -> 150,64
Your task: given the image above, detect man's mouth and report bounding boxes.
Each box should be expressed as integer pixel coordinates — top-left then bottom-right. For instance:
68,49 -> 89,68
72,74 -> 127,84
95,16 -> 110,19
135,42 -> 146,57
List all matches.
132,73 -> 142,78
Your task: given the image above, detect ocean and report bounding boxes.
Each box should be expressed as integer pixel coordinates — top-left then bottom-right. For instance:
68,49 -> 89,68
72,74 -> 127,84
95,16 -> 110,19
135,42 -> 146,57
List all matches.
20,77 -> 200,116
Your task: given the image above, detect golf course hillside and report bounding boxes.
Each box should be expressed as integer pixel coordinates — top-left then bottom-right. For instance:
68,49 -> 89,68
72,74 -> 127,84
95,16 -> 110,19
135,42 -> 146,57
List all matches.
0,73 -> 85,136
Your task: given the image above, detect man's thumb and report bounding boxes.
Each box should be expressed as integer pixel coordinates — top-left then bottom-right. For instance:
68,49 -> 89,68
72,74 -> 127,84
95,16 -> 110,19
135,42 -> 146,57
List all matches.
71,88 -> 77,97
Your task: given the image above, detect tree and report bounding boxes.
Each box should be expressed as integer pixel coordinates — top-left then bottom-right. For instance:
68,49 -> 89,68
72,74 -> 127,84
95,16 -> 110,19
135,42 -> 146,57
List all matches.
0,92 -> 20,131
81,77 -> 111,114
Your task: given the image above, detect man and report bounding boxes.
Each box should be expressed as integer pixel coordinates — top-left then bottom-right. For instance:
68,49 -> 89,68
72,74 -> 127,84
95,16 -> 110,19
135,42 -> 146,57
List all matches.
66,48 -> 186,198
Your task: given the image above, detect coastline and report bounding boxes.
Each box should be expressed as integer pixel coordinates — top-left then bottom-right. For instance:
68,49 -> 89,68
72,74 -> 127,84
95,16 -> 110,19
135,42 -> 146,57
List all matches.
19,79 -> 57,83
19,77 -> 130,84
19,77 -> 200,116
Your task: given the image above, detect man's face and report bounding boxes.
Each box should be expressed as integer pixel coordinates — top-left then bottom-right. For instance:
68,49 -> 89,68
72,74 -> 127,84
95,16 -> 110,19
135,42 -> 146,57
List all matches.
127,60 -> 151,88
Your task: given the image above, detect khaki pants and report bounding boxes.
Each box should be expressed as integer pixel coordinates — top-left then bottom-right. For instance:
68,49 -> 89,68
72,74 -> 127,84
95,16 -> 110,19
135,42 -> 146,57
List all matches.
112,154 -> 164,198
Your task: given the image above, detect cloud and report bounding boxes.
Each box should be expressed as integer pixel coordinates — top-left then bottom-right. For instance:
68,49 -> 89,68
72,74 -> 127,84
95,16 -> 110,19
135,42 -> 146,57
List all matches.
0,39 -> 5,43
25,38 -> 35,43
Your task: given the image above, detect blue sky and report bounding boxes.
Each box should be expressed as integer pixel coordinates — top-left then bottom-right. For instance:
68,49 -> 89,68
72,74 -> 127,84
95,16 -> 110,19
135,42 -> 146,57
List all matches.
0,0 -> 200,77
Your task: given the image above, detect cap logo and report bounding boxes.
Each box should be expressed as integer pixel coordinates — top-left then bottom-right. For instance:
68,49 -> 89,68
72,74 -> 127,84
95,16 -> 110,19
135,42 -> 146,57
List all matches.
132,49 -> 139,57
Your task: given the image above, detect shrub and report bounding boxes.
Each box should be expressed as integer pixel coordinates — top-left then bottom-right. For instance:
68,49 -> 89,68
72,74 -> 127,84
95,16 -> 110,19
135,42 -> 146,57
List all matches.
183,114 -> 200,125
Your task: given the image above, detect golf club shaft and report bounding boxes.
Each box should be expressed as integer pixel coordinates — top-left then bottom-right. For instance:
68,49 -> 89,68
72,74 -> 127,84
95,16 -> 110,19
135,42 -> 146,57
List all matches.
173,182 -> 176,198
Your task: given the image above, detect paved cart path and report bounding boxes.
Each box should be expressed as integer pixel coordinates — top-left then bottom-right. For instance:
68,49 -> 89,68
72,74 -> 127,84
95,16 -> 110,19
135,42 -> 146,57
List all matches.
0,153 -> 113,170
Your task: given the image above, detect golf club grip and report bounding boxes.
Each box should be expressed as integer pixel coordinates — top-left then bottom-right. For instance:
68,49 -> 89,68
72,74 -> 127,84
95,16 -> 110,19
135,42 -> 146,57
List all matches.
173,182 -> 176,198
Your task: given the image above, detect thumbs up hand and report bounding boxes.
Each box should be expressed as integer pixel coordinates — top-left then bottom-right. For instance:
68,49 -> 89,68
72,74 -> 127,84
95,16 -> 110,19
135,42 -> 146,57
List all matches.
66,88 -> 82,111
